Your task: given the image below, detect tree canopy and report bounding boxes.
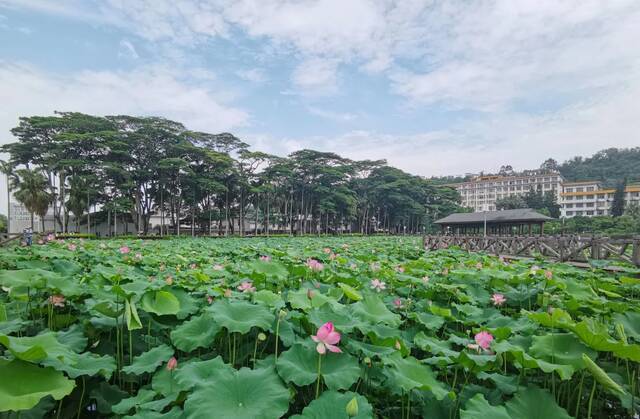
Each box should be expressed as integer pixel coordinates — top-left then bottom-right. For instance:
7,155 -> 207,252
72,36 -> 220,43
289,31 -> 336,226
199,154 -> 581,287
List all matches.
1,112 -> 463,235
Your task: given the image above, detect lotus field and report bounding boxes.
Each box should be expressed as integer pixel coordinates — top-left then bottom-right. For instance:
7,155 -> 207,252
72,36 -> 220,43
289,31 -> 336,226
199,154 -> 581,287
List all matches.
1,236 -> 640,418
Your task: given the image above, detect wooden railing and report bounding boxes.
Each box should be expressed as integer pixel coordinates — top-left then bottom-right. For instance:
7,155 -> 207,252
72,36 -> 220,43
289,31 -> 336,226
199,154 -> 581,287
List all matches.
424,235 -> 640,267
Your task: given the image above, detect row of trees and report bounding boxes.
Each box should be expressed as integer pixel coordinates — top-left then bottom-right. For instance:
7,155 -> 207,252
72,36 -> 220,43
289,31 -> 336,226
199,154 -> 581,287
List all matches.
1,112 -> 463,236
494,188 -> 561,218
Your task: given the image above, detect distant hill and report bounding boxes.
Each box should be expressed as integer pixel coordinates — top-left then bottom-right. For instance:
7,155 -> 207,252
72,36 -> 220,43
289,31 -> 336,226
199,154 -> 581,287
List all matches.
559,147 -> 640,187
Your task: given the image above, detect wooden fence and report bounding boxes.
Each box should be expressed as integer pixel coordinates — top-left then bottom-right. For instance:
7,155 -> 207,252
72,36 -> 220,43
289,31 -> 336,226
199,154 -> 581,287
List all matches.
424,235 -> 640,267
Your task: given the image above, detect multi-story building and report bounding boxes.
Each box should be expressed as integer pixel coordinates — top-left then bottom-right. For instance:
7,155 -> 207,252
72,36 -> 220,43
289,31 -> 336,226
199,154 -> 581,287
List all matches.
560,181 -> 640,218
451,170 -> 564,212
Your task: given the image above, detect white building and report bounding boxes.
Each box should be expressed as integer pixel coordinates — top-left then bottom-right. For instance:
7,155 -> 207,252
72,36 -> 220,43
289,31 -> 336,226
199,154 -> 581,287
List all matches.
560,181 -> 640,218
451,170 -> 564,212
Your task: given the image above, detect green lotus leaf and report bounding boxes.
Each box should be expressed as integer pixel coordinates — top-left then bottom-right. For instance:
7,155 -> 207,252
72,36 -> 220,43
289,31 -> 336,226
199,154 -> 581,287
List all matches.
152,366 -> 187,398
504,386 -> 572,419
276,344 -> 360,390
122,344 -> 174,375
351,295 -> 401,326
0,268 -> 55,289
291,390 -> 373,419
253,290 -> 285,309
346,339 -> 396,358
249,260 -> 288,278
410,312 -> 445,330
528,333 -> 596,369
183,366 -> 289,419
173,356 -> 232,390
461,394 -> 510,419
170,312 -> 221,352
125,298 -> 143,331
0,359 -> 75,412
414,332 -> 459,357
56,324 -> 88,352
476,372 -> 518,395
207,299 -> 274,334
0,332 -> 76,363
44,351 -> 116,379
141,290 -> 181,316
172,288 -> 200,320
288,288 -> 313,311
125,406 -> 183,419
338,283 -> 362,301
90,382 -> 128,415
492,340 -> 575,380
613,312 -> 640,342
112,389 -> 157,415
582,354 -> 626,396
308,305 -> 358,333
383,353 -> 449,399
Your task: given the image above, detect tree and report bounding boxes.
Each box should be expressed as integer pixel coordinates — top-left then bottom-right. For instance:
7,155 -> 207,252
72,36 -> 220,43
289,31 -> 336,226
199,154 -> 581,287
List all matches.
540,158 -> 559,172
0,214 -> 7,233
10,168 -> 53,231
0,160 -> 14,234
495,195 -> 527,210
611,178 -> 627,217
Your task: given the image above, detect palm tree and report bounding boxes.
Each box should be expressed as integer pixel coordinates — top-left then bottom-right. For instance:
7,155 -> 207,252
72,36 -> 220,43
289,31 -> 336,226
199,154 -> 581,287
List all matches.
11,168 -> 53,232
0,160 -> 14,234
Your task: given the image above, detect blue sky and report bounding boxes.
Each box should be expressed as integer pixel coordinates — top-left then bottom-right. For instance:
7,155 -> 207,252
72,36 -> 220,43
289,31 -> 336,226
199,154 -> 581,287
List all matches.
1,0 -> 639,183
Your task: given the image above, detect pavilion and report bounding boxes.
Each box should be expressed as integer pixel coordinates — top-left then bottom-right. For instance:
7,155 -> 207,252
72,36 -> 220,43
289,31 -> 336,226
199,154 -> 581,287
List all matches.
434,208 -> 554,236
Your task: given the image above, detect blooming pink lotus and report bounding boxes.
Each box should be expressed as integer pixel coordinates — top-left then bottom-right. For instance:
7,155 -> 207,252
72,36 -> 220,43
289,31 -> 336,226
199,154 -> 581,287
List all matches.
46,233 -> 55,241
323,248 -> 332,254
238,281 -> 256,293
260,255 -> 271,262
166,357 -> 178,371
370,279 -> 386,292
393,298 -> 403,309
311,322 -> 342,354
307,259 -> 324,271
165,276 -> 174,285
67,243 -> 77,251
396,266 -> 405,273
213,264 -> 224,271
474,331 -> 494,350
307,289 -> 315,299
119,246 -> 130,254
491,293 -> 506,306
207,295 -> 214,304
544,270 -> 553,279
49,294 -> 66,308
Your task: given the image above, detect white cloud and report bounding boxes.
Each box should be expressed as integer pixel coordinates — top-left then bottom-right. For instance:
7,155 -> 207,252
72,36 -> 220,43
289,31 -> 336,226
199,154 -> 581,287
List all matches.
0,61 -> 249,148
307,107 -> 357,122
118,39 -> 139,59
291,58 -> 339,95
236,68 -> 267,83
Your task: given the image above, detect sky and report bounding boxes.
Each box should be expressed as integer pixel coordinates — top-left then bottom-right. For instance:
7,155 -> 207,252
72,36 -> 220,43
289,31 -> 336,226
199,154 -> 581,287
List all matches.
0,0 -> 639,213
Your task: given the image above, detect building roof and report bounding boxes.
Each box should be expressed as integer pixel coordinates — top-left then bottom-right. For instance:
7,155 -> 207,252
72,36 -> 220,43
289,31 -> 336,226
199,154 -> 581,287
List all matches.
434,208 -> 554,225
562,180 -> 602,186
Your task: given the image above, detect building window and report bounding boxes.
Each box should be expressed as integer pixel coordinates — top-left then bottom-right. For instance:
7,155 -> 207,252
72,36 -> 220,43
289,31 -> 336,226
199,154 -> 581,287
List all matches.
586,187 -> 594,191
586,202 -> 594,207
565,203 -> 573,208
566,211 -> 574,216
586,195 -> 594,199
597,194 -> 605,199
576,187 -> 584,192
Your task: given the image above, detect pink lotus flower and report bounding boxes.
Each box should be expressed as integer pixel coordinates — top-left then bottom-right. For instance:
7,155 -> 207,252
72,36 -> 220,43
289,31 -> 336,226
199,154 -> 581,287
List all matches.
260,255 -> 271,262
307,259 -> 324,271
474,331 -> 494,350
37,240 -> 44,245
393,298 -> 403,309
323,248 -> 332,254
166,357 -> 178,371
396,266 -> 405,273
238,281 -> 256,293
49,294 -> 66,307
475,262 -> 483,269
307,289 -> 315,299
329,253 -> 337,260
165,276 -> 173,285
46,233 -> 55,241
213,264 -> 224,271
119,246 -> 130,254
370,279 -> 386,292
67,244 -> 77,251
491,293 -> 506,306
544,270 -> 553,279
313,281 -> 321,289
207,295 -> 214,304
311,322 -> 342,355
190,263 -> 197,269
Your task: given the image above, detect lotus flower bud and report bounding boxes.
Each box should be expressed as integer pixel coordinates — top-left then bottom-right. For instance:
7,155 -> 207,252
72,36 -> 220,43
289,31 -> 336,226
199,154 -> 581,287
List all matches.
278,309 -> 288,319
258,332 -> 267,341
615,323 -> 627,344
346,397 -> 359,417
364,357 -> 372,367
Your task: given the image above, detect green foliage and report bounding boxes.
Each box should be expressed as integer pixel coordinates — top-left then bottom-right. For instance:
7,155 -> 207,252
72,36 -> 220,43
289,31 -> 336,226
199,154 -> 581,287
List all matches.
0,236 -> 638,417
559,147 -> 640,186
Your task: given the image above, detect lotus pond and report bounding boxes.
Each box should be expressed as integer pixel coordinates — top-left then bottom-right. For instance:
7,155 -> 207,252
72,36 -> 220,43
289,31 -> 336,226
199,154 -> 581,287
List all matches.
1,236 -> 639,418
